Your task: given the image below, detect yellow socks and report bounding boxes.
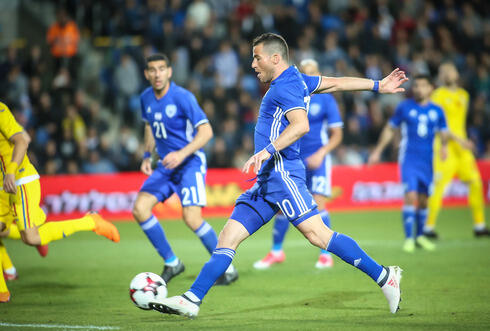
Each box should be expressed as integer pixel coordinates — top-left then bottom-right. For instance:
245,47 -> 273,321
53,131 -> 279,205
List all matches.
38,216 -> 96,246
0,240 -> 14,272
468,179 -> 485,227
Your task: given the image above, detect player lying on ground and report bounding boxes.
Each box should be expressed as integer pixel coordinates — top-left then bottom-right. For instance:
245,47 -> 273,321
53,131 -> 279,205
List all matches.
132,54 -> 237,284
368,75 -> 471,253
148,33 -> 408,318
425,62 -> 490,238
0,101 -> 120,302
254,58 -> 343,270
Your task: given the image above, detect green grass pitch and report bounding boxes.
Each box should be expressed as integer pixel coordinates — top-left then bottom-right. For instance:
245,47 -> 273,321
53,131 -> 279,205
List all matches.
2,207 -> 490,330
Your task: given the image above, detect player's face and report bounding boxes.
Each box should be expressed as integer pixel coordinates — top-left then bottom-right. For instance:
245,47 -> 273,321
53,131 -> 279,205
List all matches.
145,60 -> 172,92
251,43 -> 275,83
439,64 -> 459,85
412,79 -> 433,102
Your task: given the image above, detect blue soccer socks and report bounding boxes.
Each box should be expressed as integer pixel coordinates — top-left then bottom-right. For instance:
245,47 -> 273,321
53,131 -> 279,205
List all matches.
194,221 -> 218,254
272,215 -> 290,252
139,215 -> 176,262
416,208 -> 428,237
327,232 -> 383,282
189,248 -> 236,300
402,205 -> 416,239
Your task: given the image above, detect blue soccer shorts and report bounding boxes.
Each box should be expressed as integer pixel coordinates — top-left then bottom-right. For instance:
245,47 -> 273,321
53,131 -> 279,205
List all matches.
230,169 -> 319,235
400,161 -> 433,195
140,162 -> 207,207
304,154 -> 332,197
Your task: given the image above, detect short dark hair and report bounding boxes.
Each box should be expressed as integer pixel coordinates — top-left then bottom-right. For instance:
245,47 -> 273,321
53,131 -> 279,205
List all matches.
413,74 -> 433,85
252,33 -> 289,62
146,53 -> 170,68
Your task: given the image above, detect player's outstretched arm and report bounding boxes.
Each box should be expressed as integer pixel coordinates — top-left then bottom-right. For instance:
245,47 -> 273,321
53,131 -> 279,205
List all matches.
162,122 -> 213,169
242,108 -> 309,174
4,131 -> 30,194
367,124 -> 396,165
315,68 -> 409,94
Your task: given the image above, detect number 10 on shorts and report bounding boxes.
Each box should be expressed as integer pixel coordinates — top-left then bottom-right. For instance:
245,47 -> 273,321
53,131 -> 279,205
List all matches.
276,199 -> 295,218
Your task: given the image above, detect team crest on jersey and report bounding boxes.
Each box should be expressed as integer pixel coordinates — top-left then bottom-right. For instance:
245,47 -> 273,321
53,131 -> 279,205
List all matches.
418,114 -> 428,122
147,106 -> 151,113
428,110 -> 438,121
165,104 -> 177,118
309,103 -> 321,116
409,109 -> 417,117
154,112 -> 162,120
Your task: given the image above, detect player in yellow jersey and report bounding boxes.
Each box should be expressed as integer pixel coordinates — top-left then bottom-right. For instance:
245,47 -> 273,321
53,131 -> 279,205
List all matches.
425,62 -> 489,239
0,101 -> 120,302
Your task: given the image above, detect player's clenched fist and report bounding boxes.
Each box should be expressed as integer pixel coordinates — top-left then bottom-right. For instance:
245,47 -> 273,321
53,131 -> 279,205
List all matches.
162,151 -> 185,169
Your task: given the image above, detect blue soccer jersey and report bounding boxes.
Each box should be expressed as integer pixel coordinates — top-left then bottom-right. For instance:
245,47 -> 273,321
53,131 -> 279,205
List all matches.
389,99 -> 448,165
389,99 -> 448,194
140,82 -> 209,167
300,93 -> 343,159
231,66 -> 322,233
299,93 -> 342,197
254,66 -> 321,176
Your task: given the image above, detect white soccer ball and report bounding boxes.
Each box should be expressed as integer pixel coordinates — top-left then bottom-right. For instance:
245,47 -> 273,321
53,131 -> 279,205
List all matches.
129,272 -> 168,310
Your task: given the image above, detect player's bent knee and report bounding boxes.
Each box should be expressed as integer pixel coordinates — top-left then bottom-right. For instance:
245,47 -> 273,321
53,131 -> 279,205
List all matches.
132,203 -> 150,223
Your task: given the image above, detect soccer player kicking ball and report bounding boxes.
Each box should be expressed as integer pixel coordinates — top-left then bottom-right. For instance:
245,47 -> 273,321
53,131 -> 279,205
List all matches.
254,58 -> 343,270
149,33 -> 407,317
0,102 -> 120,302
133,54 -> 238,284
369,75 -> 471,253
425,62 -> 490,238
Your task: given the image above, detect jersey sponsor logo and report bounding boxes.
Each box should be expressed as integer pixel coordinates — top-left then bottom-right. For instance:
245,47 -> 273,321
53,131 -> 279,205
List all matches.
165,104 -> 177,118
154,112 -> 162,120
309,103 -> 321,116
409,109 -> 417,117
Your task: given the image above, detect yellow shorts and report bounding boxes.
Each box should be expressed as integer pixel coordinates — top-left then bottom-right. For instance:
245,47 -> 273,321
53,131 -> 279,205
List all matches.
0,179 -> 46,232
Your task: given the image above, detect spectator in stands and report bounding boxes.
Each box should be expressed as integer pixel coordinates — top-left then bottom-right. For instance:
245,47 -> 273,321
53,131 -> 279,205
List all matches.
46,8 -> 80,76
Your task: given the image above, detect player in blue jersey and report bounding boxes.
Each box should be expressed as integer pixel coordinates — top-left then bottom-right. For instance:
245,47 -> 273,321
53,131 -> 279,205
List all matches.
368,75 -> 469,253
133,53 -> 238,284
149,33 -> 408,317
254,58 -> 343,270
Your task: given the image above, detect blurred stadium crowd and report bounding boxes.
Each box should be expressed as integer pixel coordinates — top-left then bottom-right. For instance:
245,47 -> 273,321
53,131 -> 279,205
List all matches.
1,0 -> 489,175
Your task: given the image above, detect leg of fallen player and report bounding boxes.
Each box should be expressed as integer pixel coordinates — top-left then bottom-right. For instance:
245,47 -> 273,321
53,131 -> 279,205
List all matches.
295,214 -> 402,314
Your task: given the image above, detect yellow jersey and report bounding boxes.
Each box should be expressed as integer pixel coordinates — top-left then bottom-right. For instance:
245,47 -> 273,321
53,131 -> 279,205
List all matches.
431,86 -> 469,139
0,102 -> 39,187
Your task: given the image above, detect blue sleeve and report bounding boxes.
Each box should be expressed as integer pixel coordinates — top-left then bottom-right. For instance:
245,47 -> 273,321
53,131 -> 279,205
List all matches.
324,95 -> 343,128
275,82 -> 307,114
140,96 -> 148,123
182,92 -> 209,128
437,107 -> 448,131
301,74 -> 321,94
389,104 -> 404,128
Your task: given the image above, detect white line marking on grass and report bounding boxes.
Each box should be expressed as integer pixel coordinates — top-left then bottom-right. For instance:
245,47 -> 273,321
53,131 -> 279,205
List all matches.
0,322 -> 120,330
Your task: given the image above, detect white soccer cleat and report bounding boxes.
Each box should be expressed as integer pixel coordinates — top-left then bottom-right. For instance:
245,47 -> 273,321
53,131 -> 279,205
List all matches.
149,295 -> 200,318
381,266 -> 403,314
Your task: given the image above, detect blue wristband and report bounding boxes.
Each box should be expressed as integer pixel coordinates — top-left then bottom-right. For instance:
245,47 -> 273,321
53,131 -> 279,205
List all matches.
143,151 -> 151,159
265,143 -> 277,155
373,80 -> 380,92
